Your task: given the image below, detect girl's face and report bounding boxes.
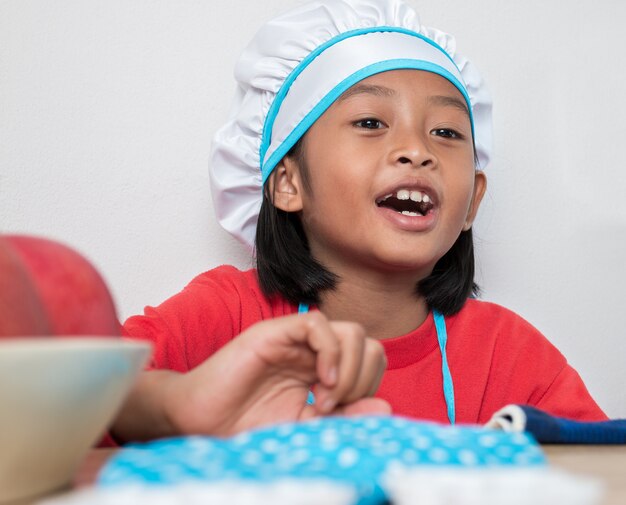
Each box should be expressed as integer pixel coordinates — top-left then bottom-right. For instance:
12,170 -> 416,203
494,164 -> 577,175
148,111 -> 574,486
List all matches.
274,69 -> 486,279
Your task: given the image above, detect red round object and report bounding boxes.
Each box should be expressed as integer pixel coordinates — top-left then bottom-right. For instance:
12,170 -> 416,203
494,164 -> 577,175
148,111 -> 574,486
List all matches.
0,235 -> 121,337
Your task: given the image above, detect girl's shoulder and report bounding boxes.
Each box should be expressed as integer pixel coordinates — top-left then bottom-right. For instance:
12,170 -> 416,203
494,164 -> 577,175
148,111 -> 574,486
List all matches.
447,299 -> 568,382
186,264 -> 261,292
451,298 -> 555,349
123,266 -> 296,371
183,264 -> 268,307
184,265 -> 297,319
458,298 -> 534,324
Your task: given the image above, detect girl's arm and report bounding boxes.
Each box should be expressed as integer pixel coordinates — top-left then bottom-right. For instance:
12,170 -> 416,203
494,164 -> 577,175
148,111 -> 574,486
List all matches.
111,312 -> 389,442
110,369 -> 181,442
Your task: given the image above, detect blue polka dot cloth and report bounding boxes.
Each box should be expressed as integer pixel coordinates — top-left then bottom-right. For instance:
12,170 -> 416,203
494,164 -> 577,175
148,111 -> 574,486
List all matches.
99,416 -> 546,505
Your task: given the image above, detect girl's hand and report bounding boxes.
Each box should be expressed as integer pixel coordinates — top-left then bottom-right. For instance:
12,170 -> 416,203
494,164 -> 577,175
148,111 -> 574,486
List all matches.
163,312 -> 390,436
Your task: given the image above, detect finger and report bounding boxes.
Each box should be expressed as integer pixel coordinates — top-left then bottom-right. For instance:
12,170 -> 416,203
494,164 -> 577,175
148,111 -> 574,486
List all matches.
249,312 -> 341,386
297,398 -> 391,423
340,337 -> 387,404
363,339 -> 387,397
367,344 -> 387,397
315,321 -> 365,413
297,312 -> 342,387
332,397 -> 392,416
297,402 -> 320,422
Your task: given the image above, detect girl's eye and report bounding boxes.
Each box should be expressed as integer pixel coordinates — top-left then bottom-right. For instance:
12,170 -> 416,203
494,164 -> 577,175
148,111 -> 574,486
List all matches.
354,118 -> 384,129
431,128 -> 462,139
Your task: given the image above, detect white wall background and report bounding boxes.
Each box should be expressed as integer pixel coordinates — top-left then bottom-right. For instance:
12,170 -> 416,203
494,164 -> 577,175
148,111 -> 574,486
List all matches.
1,0 -> 624,417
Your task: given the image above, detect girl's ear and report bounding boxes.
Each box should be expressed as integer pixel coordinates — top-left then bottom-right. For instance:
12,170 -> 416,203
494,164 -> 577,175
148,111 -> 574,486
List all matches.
463,171 -> 487,231
267,156 -> 304,213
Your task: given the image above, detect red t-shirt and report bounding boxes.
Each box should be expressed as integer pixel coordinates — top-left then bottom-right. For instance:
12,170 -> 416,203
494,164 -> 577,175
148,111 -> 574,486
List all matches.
123,265 -> 607,424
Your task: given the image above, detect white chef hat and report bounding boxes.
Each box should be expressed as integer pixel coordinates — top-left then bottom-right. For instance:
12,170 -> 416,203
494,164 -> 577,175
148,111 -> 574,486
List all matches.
209,0 -> 493,250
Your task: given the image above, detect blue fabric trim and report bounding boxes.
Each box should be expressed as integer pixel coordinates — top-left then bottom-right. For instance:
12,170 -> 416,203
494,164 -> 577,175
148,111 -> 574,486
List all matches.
260,26 -> 464,176
261,58 -> 473,183
434,310 -> 455,425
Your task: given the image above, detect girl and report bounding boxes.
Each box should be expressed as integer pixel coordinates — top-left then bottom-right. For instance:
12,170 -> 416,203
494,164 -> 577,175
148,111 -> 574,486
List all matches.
113,0 -> 606,442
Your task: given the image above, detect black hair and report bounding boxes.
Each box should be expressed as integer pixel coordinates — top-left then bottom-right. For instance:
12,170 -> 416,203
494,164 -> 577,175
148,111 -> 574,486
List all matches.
255,138 -> 479,315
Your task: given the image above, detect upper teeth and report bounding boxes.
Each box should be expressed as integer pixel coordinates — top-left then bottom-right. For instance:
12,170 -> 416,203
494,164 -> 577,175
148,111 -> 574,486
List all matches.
381,189 -> 430,203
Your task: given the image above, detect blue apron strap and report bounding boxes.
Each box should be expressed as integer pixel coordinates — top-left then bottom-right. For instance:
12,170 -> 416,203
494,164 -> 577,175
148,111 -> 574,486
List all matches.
433,310 -> 456,425
298,303 -> 315,405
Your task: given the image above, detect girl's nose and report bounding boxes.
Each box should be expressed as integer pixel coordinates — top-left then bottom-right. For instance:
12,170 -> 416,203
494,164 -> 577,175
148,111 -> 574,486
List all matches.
388,131 -> 437,170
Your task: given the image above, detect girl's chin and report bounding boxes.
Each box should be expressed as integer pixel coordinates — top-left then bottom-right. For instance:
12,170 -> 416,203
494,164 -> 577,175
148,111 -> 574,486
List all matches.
353,252 -> 438,278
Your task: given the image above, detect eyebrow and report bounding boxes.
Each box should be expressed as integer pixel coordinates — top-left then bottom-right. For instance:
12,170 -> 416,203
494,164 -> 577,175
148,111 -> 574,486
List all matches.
427,95 -> 471,120
337,84 -> 396,102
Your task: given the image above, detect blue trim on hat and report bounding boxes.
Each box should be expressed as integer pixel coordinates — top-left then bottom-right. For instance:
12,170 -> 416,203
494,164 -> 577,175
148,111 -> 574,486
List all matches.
261,58 -> 473,183
259,26 -> 465,174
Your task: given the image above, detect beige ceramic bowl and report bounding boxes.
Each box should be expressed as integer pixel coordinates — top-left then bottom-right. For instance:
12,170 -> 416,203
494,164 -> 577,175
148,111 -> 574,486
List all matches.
0,338 -> 151,503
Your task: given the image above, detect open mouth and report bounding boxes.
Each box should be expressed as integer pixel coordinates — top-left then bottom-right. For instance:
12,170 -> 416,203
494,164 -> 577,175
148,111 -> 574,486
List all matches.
376,189 -> 435,217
